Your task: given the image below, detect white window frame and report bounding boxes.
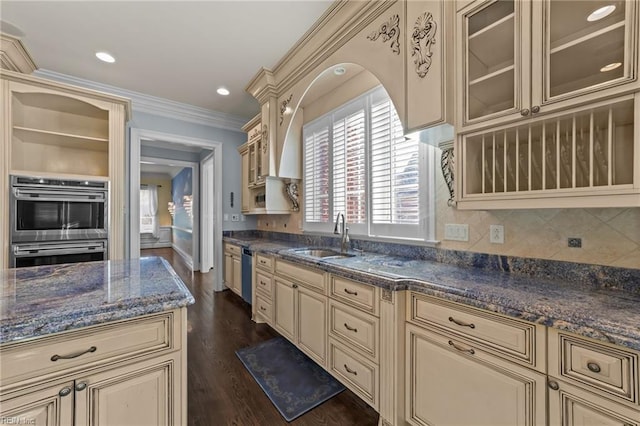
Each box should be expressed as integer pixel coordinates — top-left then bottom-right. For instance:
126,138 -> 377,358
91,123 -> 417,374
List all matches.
303,86 -> 437,242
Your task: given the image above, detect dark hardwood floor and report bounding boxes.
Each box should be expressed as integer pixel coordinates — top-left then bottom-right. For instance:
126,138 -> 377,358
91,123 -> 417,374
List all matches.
141,248 -> 380,426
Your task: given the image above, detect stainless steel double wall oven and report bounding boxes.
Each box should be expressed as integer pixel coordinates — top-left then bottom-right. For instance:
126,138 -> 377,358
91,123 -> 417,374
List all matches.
10,175 -> 109,268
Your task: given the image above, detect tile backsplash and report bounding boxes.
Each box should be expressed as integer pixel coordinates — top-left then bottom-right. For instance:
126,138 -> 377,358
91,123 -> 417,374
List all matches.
255,169 -> 640,269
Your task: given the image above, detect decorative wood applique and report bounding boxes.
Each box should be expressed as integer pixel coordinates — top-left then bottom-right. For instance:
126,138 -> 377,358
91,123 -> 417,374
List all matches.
367,14 -> 401,55
411,12 -> 437,78
261,124 -> 268,153
381,289 -> 393,303
284,181 -> 300,212
441,146 -> 455,207
279,94 -> 293,126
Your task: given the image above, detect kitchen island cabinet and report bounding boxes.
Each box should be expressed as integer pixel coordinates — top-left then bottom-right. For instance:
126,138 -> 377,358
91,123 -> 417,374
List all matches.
0,257 -> 194,426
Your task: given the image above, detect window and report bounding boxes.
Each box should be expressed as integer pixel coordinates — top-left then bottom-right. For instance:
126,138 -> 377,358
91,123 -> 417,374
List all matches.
140,185 -> 159,236
303,86 -> 437,241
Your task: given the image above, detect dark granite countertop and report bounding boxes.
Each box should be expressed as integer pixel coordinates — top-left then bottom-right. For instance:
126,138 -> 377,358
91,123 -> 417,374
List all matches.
0,257 -> 195,344
225,236 -> 640,352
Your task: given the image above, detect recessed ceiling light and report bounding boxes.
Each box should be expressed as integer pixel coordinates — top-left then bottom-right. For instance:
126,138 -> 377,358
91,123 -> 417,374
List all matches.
587,5 -> 616,22
95,51 -> 115,63
333,66 -> 346,76
217,87 -> 230,96
600,62 -> 622,72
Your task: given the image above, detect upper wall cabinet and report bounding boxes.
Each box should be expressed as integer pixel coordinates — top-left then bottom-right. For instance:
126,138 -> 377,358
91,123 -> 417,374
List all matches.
405,0 -> 454,132
457,0 -> 639,133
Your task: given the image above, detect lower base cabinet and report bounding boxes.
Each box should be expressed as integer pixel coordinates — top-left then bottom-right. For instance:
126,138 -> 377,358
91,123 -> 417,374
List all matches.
548,379 -> 640,426
273,276 -> 327,367
406,323 -> 546,426
0,309 -> 186,426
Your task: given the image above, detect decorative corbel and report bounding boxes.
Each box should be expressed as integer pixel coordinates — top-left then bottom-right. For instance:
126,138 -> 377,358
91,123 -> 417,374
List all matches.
284,180 -> 300,212
440,143 -> 455,207
367,14 -> 401,55
411,12 -> 437,78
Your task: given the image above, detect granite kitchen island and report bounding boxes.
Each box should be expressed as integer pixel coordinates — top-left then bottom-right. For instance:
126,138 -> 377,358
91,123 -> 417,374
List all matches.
0,256 -> 194,425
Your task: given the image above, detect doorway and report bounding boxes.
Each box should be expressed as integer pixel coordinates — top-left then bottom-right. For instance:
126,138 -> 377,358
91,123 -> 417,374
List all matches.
130,128 -> 224,292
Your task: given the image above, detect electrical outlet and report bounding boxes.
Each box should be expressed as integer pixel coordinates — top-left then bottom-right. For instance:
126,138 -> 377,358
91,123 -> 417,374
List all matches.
231,214 -> 240,222
444,224 -> 469,242
568,237 -> 582,248
489,225 -> 504,244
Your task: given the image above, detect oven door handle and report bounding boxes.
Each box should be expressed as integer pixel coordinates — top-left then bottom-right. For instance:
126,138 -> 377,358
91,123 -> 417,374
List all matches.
13,242 -> 106,257
13,188 -> 107,201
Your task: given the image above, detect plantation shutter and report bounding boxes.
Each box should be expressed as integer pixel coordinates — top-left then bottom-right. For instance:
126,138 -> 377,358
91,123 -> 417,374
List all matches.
304,118 -> 331,225
333,107 -> 367,230
370,94 -> 421,238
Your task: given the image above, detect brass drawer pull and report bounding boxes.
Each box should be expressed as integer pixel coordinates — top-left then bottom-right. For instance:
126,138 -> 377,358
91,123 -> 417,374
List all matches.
448,340 -> 475,355
344,364 -> 358,375
51,346 -> 97,361
448,316 -> 475,329
344,288 -> 358,296
75,382 -> 87,392
587,362 -> 601,373
260,280 -> 267,286
344,323 -> 358,333
260,260 -> 267,264
548,380 -> 560,391
260,306 -> 267,311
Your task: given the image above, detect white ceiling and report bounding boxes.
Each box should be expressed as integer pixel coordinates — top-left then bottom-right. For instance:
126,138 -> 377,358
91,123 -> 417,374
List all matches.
1,1 -> 333,121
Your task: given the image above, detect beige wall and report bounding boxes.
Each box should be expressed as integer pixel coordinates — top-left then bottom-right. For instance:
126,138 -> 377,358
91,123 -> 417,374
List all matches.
140,173 -> 172,227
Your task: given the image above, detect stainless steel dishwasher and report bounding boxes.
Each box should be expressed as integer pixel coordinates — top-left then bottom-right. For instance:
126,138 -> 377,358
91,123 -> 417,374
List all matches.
241,247 -> 252,304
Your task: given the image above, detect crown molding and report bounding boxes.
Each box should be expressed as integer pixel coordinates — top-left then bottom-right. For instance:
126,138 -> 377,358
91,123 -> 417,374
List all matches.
0,33 -> 37,74
34,69 -> 247,131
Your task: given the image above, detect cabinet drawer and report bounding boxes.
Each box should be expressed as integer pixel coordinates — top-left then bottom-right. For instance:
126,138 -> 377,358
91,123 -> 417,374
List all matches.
275,260 -> 326,293
549,328 -> 639,405
224,243 -> 241,256
255,254 -> 273,270
255,294 -> 273,324
330,276 -> 379,316
329,338 -> 378,410
329,300 -> 378,361
408,293 -> 543,370
255,271 -> 273,298
1,311 -> 176,386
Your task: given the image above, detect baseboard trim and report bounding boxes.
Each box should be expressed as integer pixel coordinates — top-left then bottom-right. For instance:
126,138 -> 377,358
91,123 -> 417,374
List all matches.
171,243 -> 193,270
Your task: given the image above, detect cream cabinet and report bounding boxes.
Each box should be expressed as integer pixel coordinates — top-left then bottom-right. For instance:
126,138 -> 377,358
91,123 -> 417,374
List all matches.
238,115 -> 291,215
223,243 -> 242,296
547,327 -> 640,425
327,275 -> 381,410
457,0 -> 639,132
457,93 -> 640,209
273,260 -> 328,367
406,323 -> 546,426
0,309 -> 186,426
0,71 -> 130,267
405,292 -> 547,426
253,253 -> 275,325
405,0 -> 454,132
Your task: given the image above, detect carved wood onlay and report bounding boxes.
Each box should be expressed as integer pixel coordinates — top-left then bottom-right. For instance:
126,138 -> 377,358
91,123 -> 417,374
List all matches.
381,289 -> 393,303
279,94 -> 293,126
440,146 -> 455,207
261,124 -> 268,153
411,12 -> 437,78
367,14 -> 401,55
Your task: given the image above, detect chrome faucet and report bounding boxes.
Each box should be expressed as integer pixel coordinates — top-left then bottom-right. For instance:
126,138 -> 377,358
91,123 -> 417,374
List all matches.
333,213 -> 350,254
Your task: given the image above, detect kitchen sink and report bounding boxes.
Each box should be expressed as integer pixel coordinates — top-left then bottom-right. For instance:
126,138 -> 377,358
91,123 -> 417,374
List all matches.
292,248 -> 355,259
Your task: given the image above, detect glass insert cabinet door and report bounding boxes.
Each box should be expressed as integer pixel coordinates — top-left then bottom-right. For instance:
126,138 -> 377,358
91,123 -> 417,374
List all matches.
460,0 -> 531,124
536,0 -> 637,104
